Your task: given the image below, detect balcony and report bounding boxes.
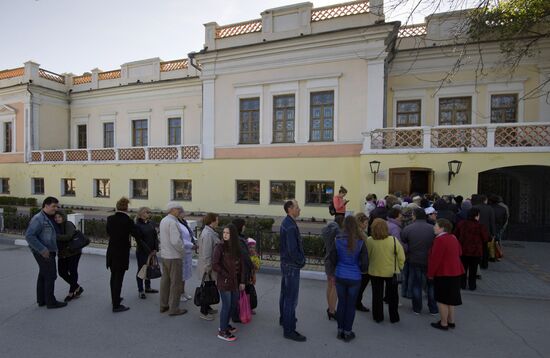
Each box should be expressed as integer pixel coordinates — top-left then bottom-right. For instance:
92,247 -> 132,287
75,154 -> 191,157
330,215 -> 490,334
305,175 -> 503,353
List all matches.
29,145 -> 202,164
362,123 -> 550,154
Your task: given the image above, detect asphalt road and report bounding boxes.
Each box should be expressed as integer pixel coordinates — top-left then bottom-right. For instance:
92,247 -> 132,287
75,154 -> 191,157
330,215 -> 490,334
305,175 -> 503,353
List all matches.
0,242 -> 548,358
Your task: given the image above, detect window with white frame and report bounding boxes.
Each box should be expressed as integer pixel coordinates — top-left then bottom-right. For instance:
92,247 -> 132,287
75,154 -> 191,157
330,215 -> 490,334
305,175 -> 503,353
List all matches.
77,124 -> 87,149
4,122 -> 13,152
439,97 -> 472,125
270,181 -> 295,204
0,178 -> 9,194
396,100 -> 421,127
132,120 -> 148,147
168,118 -> 182,145
32,178 -> 44,195
131,179 -> 148,199
305,181 -> 334,205
239,98 -> 260,144
172,180 -> 192,201
273,95 -> 295,143
103,122 -> 114,148
310,91 -> 334,142
62,178 -> 76,196
94,179 -> 111,198
236,180 -> 260,203
491,94 -> 518,123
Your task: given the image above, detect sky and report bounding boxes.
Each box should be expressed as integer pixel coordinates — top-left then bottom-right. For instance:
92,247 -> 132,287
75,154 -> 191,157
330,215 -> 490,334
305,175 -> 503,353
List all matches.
0,0 -> 474,75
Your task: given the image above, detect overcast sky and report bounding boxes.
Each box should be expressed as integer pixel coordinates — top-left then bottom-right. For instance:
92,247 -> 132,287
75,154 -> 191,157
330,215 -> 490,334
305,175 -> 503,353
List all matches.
0,0 -> 470,75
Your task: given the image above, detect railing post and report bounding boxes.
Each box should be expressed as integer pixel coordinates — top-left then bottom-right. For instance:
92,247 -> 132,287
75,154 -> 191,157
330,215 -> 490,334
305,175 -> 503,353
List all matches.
422,126 -> 431,149
361,131 -> 372,153
144,147 -> 149,161
486,125 -> 496,149
87,149 -> 91,161
115,148 -> 119,161
178,146 -> 183,160
62,150 -> 67,162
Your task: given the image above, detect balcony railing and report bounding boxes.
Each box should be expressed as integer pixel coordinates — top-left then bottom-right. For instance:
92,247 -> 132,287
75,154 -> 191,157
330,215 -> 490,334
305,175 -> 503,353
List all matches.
30,145 -> 201,163
362,123 -> 550,153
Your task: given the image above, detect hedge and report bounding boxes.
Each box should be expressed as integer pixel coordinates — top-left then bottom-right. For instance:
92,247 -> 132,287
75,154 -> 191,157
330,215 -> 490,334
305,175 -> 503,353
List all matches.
0,196 -> 37,206
0,206 -> 17,214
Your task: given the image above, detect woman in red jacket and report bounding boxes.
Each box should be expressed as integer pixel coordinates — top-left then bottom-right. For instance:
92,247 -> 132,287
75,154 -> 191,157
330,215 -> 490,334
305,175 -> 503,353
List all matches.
428,219 -> 464,331
454,207 -> 489,291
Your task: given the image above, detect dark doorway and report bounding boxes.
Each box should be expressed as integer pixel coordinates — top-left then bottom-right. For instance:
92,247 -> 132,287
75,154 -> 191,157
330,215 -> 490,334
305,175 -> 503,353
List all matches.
389,168 -> 433,195
478,166 -> 550,242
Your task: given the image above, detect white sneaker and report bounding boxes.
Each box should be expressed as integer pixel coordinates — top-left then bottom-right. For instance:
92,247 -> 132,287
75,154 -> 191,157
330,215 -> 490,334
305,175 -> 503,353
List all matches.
200,313 -> 215,321
184,293 -> 192,300
180,295 -> 189,302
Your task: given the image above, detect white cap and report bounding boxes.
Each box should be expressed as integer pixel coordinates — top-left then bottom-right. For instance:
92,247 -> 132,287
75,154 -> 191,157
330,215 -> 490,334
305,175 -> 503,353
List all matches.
425,207 -> 436,215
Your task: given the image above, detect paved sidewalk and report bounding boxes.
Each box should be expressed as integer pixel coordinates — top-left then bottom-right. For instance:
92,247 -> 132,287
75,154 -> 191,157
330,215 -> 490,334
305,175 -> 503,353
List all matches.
0,238 -> 549,358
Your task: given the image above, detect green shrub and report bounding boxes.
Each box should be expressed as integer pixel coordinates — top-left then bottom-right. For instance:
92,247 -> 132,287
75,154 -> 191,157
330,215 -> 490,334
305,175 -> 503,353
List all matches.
0,206 -> 17,214
0,196 -> 37,206
302,235 -> 325,257
29,207 -> 41,217
84,218 -> 108,239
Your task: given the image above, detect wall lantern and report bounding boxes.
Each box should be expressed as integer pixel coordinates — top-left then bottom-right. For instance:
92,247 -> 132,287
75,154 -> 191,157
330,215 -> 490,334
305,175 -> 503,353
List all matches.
448,160 -> 462,185
369,160 -> 381,184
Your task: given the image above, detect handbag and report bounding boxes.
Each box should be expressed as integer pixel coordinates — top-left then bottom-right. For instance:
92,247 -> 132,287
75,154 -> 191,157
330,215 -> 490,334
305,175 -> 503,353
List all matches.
495,240 -> 504,259
239,290 -> 252,324
392,237 -> 402,285
245,283 -> 257,309
146,254 -> 162,279
67,230 -> 90,251
137,264 -> 148,280
193,273 -> 220,307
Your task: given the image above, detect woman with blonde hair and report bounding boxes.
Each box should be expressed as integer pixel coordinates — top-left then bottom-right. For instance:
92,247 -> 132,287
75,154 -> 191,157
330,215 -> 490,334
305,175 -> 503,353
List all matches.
366,218 -> 405,323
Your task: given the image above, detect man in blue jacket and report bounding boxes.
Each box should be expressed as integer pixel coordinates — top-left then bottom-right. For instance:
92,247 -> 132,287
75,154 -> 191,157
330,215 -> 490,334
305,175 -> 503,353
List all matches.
279,199 -> 306,342
25,196 -> 67,308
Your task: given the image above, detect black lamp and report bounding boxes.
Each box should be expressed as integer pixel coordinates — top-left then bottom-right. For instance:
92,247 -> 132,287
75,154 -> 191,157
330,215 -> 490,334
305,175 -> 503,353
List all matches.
448,160 -> 462,185
369,160 -> 381,184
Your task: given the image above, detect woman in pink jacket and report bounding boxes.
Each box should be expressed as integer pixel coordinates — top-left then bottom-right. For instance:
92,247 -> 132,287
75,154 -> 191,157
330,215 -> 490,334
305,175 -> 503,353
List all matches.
333,186 -> 349,220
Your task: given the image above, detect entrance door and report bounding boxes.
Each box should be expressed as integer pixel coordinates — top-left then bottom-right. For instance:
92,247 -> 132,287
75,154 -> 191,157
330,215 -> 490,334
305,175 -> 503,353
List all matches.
478,166 -> 550,242
389,168 -> 433,195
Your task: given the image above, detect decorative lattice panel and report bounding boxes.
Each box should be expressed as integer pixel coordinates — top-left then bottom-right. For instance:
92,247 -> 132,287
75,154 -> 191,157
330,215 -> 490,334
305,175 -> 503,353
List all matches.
98,70 -> 121,80
311,0 -> 369,22
31,152 -> 42,162
495,125 -> 550,147
149,147 -> 178,160
38,69 -> 65,84
43,151 -> 64,162
431,127 -> 487,148
398,24 -> 428,38
216,19 -> 262,38
0,67 -> 24,80
182,146 -> 201,160
91,149 -> 116,161
371,129 -> 423,149
119,148 -> 145,161
73,75 -> 92,85
66,150 -> 88,161
160,59 -> 188,72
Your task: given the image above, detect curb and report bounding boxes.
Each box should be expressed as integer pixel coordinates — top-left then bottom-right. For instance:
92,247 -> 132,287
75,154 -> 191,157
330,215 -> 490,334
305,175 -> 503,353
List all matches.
6,236 -> 327,281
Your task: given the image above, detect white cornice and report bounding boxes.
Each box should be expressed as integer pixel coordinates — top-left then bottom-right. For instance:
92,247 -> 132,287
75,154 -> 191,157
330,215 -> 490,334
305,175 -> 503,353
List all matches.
233,72 -> 343,88
390,77 -> 530,91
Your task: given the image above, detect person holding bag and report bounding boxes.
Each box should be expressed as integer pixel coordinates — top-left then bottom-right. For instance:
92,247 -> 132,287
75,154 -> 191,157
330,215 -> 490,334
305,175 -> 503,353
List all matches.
54,211 -> 84,302
212,224 -> 246,342
135,207 -> 159,299
197,213 -> 221,321
366,218 -> 405,323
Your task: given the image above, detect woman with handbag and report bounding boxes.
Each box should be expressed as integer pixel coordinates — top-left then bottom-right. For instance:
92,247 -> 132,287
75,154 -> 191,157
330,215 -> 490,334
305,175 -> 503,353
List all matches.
135,207 -> 159,299
177,211 -> 196,302
212,224 -> 246,342
54,211 -> 84,302
428,219 -> 464,331
326,216 -> 369,342
366,218 -> 405,323
197,213 -> 221,321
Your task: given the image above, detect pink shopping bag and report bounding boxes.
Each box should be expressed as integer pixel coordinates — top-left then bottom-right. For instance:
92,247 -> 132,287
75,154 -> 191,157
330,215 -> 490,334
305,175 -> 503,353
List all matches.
239,290 -> 252,324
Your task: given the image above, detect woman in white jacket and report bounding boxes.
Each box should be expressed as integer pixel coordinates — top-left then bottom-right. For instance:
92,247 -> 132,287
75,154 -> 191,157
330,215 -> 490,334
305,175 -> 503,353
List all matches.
197,212 -> 221,321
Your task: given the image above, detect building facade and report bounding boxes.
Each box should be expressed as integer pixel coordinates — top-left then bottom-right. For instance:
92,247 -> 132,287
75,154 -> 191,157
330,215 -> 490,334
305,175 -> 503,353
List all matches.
0,0 -> 549,240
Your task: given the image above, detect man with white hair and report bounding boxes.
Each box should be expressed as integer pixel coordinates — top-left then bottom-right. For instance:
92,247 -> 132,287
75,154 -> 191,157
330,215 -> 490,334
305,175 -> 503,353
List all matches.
159,202 -> 187,316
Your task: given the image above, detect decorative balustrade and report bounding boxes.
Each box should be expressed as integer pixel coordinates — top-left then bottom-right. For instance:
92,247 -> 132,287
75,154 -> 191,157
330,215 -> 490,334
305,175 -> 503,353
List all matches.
363,123 -> 550,153
73,74 -> 92,85
30,145 -> 201,163
160,59 -> 189,72
398,24 -> 428,38
311,0 -> 369,22
0,67 -> 24,80
216,19 -> 263,39
98,70 -> 121,80
38,69 -> 65,84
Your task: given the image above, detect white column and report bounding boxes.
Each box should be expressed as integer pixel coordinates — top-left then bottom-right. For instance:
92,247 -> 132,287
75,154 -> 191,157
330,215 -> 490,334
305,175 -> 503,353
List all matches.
422,126 -> 431,150
540,71 -> 550,122
366,60 -> 385,131
202,77 -> 216,159
486,125 -> 496,148
0,121 -> 5,152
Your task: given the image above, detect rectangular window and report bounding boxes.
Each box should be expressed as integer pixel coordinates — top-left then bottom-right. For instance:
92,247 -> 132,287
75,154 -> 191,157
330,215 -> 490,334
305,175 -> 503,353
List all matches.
103,122 -> 114,148
239,98 -> 260,144
305,181 -> 334,205
131,179 -> 148,199
172,179 -> 192,201
273,95 -> 295,143
0,178 -> 9,194
310,91 -> 334,142
168,118 -> 182,145
132,120 -> 148,147
77,125 -> 87,149
4,122 -> 12,152
94,179 -> 111,198
396,100 -> 421,127
236,180 -> 260,203
62,178 -> 76,196
270,181 -> 295,204
491,94 -> 518,123
32,178 -> 44,195
439,97 -> 472,125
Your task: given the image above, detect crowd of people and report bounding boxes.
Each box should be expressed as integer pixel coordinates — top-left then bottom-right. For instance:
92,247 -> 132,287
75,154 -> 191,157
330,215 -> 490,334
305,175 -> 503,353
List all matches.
23,190 -> 508,343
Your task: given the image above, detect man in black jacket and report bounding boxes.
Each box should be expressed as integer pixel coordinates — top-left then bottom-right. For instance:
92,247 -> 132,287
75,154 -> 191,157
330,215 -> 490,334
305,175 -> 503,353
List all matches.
106,197 -> 143,312
472,194 -> 496,269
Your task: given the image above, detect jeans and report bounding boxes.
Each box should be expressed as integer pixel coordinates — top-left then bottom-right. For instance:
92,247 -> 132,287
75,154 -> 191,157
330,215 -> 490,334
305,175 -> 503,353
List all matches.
135,251 -> 151,292
279,264 -> 301,335
400,261 -> 413,298
409,263 -> 437,314
58,253 -> 81,293
371,276 -> 399,323
356,273 -> 370,308
219,290 -> 239,331
32,251 -> 57,305
461,256 -> 481,290
335,278 -> 361,332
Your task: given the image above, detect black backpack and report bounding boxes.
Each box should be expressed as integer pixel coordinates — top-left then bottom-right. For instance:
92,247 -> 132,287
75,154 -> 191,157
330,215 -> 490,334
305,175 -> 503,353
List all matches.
328,200 -> 336,216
